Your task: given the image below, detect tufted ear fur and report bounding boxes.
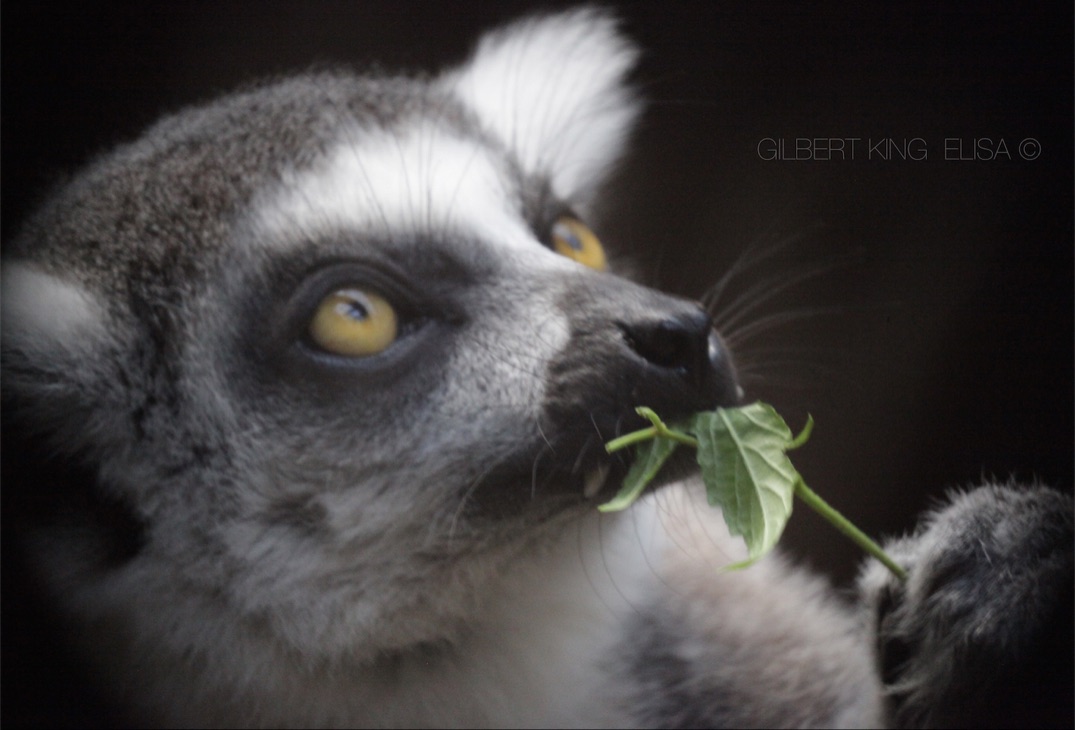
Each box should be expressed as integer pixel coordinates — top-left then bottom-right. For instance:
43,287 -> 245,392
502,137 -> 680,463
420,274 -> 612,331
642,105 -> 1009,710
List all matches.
442,7 -> 640,207
1,263 -> 124,455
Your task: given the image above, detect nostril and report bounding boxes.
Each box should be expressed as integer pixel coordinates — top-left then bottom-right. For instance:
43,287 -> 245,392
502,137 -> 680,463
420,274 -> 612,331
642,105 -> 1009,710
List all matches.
620,309 -> 713,376
619,306 -> 740,407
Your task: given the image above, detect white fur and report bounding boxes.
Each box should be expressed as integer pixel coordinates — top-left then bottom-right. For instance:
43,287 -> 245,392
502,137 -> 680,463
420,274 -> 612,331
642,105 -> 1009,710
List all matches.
254,122 -> 537,253
52,499 -> 673,728
1,262 -> 106,356
442,7 -> 640,203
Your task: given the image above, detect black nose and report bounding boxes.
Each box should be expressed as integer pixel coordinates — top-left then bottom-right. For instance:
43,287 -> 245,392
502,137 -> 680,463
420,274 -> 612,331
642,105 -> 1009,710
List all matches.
620,307 -> 740,407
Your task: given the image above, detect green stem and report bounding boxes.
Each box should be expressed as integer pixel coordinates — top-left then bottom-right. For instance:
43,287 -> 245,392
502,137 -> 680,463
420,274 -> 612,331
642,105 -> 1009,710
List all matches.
793,480 -> 908,581
604,415 -> 908,582
605,426 -> 659,453
786,414 -> 814,450
655,428 -> 698,449
605,418 -> 698,453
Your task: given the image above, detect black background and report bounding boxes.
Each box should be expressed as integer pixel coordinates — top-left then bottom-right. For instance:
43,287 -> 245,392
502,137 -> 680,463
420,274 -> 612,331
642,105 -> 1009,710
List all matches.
3,1 -> 1072,726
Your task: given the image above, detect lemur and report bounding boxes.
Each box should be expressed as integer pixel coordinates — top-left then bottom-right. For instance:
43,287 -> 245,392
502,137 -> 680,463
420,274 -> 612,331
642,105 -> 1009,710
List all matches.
3,8 -> 1071,728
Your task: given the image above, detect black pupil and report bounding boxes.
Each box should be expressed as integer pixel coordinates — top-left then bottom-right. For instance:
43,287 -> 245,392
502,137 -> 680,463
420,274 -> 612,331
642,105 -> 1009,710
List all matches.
559,225 -> 583,251
343,298 -> 370,321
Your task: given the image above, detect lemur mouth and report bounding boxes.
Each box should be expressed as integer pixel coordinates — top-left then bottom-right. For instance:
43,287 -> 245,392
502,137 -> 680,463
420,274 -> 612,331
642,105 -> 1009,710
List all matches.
583,463 -> 611,499
459,421 -> 632,522
466,307 -> 740,522
544,407 -> 702,505
575,435 -> 700,504
460,406 -> 708,525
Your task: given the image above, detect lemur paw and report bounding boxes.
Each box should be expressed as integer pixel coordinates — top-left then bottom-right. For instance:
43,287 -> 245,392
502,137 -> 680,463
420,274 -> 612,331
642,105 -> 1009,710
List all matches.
859,484 -> 1073,728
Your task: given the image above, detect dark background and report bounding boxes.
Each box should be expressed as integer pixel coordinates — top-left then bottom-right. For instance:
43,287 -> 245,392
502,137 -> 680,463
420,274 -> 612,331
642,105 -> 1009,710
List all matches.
3,1 -> 1072,726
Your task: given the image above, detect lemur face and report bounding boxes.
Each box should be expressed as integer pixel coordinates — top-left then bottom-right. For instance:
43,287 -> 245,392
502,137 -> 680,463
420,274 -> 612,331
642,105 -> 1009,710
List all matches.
2,9 -> 736,661
216,81 -> 739,522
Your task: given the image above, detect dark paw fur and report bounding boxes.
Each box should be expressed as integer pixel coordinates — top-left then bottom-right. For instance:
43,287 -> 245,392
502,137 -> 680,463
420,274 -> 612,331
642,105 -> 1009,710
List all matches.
860,485 -> 1074,728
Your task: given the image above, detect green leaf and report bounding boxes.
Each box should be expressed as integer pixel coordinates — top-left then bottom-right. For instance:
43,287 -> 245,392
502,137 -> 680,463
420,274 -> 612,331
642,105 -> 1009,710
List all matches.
690,403 -> 804,569
598,435 -> 679,512
597,402 -> 907,579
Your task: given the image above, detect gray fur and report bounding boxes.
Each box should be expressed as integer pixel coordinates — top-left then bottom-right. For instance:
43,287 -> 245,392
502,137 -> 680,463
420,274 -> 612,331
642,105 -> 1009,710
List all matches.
860,484 -> 1074,727
2,8 -> 1071,728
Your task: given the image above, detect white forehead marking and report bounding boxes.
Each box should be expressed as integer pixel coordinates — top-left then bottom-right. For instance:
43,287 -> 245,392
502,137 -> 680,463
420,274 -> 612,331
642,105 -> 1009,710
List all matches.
254,122 -> 536,254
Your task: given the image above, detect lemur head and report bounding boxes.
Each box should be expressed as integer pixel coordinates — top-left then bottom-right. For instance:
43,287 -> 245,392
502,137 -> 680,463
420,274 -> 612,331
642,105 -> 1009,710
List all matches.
2,9 -> 737,662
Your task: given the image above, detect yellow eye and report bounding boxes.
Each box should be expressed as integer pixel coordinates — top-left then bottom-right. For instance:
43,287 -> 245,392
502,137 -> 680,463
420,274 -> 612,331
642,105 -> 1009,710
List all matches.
308,288 -> 398,357
550,217 -> 608,271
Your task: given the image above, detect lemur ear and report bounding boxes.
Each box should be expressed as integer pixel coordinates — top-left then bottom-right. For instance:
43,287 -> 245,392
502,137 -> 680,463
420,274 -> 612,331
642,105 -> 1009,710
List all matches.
1,264 -> 122,453
442,7 -> 640,207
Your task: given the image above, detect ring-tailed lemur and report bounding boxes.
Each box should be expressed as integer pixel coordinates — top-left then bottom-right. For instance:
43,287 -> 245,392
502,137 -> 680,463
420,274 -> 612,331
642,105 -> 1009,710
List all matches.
2,8 -> 1071,728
